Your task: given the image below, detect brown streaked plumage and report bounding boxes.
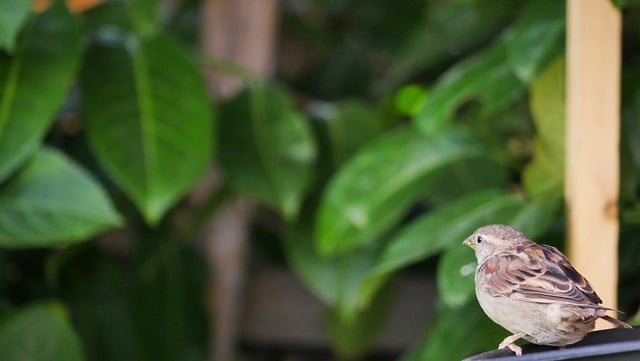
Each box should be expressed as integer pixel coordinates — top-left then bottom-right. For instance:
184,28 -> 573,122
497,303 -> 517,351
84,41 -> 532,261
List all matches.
463,224 -> 631,356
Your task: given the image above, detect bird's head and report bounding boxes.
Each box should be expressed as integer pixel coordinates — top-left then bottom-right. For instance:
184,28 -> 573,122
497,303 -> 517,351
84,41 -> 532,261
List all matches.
463,224 -> 531,264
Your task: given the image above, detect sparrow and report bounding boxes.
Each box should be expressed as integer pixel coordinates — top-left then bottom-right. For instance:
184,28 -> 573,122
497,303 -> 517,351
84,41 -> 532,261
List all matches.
463,224 -> 631,356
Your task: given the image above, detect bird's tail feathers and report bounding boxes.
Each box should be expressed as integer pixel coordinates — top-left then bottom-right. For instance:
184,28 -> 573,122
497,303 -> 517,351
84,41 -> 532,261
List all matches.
601,315 -> 633,329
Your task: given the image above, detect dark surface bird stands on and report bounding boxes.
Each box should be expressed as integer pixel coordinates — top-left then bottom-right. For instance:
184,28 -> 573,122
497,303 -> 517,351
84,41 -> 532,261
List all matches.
463,325 -> 640,361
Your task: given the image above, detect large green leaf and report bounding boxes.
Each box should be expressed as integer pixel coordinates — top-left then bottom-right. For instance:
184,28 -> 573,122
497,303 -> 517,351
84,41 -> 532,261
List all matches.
218,84 -> 316,220
0,303 -> 84,361
320,100 -> 386,167
0,3 -> 81,181
131,240 -> 209,361
0,148 -> 122,247
326,283 -> 392,360
81,2 -> 134,34
507,0 -> 565,83
315,127 -> 495,255
55,247 -> 138,361
437,196 -> 560,307
380,0 -> 519,92
125,0 -> 159,36
285,218 -> 391,359
0,0 -> 32,52
418,157 -> 507,205
310,100 -> 388,186
523,58 -> 565,198
371,190 -> 518,277
285,219 -> 385,318
81,32 -> 212,225
56,242 -> 208,361
438,243 -> 478,308
413,34 -> 525,136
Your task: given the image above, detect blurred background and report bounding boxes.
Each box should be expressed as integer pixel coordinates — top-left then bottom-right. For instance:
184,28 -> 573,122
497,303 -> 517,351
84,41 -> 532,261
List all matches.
1,0 -> 640,360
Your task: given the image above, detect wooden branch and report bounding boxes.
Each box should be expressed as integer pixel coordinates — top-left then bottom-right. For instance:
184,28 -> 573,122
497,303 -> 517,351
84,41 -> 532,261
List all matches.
203,199 -> 255,361
565,0 -> 622,324
201,0 -> 279,99
198,2 -> 279,361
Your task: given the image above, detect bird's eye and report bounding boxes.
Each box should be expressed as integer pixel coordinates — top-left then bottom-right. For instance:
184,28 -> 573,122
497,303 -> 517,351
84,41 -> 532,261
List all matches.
476,236 -> 483,244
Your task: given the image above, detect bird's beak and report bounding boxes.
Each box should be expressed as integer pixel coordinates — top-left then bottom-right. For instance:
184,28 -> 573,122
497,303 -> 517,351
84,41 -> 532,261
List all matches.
463,237 -> 475,249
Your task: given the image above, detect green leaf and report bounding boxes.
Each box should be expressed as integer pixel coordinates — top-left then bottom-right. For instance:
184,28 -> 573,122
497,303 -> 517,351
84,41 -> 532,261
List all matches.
371,190 -> 516,277
379,0 -> 520,92
81,2 -> 134,34
0,148 -> 122,247
326,283 -> 393,360
400,301 -> 506,361
0,3 -> 81,181
523,57 -> 565,198
126,0 -> 159,36
285,219 -> 385,319
394,84 -> 427,117
507,194 -> 561,239
55,243 -> 208,361
132,242 -> 209,361
316,127 -> 496,255
0,0 -> 32,52
0,303 -> 84,361
368,190 -> 528,308
218,84 -> 316,220
81,32 -> 213,225
438,242 -> 478,307
507,0 -> 565,82
320,100 -> 387,167
286,216 -> 391,359
419,157 -> 507,205
310,100 -> 388,186
54,247 -> 138,361
437,196 -> 560,307
414,34 -> 525,136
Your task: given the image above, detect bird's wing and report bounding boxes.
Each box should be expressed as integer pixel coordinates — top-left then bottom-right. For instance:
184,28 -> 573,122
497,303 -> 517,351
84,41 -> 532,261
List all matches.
478,244 -> 602,306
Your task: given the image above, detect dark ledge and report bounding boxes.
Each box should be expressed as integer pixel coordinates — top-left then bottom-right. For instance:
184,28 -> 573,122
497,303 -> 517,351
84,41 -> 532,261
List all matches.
463,325 -> 640,361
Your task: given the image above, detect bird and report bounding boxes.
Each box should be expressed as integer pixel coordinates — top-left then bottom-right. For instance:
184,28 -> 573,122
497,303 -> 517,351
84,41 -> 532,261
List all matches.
463,224 -> 632,356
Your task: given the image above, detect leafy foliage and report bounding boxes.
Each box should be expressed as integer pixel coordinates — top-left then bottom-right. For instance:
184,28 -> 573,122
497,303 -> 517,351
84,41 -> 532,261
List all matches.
508,0 -> 566,83
523,58 -> 566,198
81,32 -> 212,224
0,148 -> 121,246
0,3 -> 81,180
0,303 -> 84,361
0,1 -> 211,360
218,84 -> 316,220
1,1 -> 639,361
414,34 -> 525,136
0,0 -> 32,51
316,127 -> 498,255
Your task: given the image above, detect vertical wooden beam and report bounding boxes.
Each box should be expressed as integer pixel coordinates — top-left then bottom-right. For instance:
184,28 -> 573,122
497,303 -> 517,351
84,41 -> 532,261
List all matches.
198,1 -> 279,361
566,0 -> 621,320
201,0 -> 279,98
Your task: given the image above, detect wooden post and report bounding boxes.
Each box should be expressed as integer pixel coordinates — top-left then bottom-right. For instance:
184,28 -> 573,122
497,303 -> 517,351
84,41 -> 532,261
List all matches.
566,0 -> 622,322
198,1 -> 279,361
201,0 -> 279,98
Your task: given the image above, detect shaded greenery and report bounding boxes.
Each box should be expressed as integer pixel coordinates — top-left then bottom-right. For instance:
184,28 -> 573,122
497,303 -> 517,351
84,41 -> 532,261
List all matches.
0,0 -> 640,360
